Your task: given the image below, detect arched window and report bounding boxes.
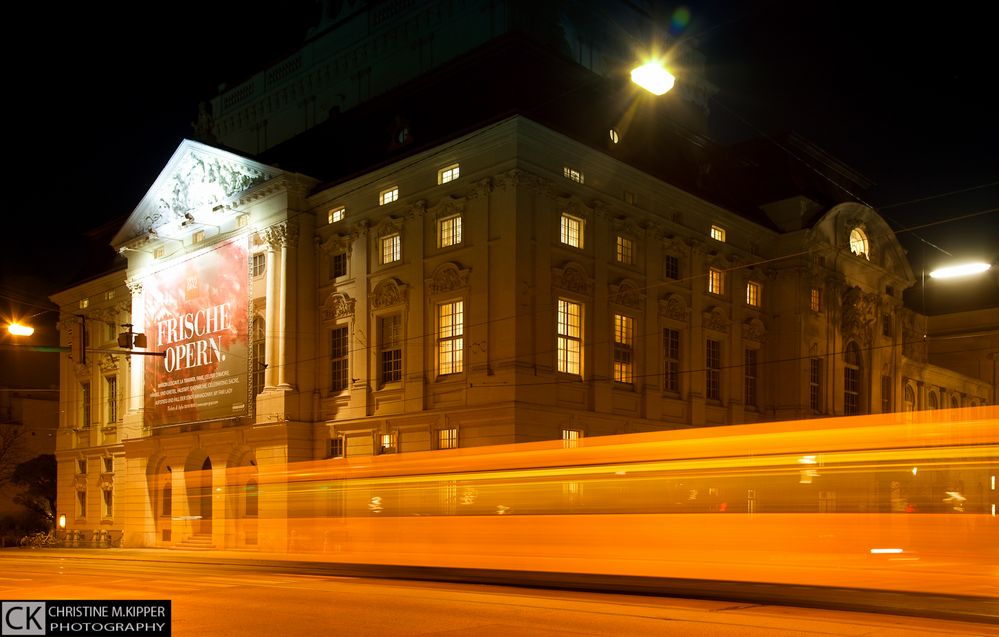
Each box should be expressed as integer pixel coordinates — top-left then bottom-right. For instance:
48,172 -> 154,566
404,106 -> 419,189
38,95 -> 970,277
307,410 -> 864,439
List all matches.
904,384 -> 916,411
245,479 -> 258,517
950,395 -> 959,409
928,391 -> 939,410
849,227 -> 870,259
843,342 -> 862,415
252,316 -> 265,395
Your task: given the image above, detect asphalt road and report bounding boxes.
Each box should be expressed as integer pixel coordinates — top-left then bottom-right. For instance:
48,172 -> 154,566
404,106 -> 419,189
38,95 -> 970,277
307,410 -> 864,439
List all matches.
1,549 -> 996,636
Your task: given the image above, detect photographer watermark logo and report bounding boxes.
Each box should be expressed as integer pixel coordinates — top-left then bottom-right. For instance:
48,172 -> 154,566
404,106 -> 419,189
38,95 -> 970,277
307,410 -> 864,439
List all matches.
2,602 -> 45,636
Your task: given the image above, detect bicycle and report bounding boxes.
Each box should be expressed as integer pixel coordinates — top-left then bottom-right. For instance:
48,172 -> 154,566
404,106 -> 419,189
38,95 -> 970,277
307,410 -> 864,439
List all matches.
18,531 -> 56,548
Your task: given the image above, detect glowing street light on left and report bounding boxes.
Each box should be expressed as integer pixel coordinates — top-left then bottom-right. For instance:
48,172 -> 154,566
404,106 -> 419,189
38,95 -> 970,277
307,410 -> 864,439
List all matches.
631,61 -> 676,95
7,322 -> 34,336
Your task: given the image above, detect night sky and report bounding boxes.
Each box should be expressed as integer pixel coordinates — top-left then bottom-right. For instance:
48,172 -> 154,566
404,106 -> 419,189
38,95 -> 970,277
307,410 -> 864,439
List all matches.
4,0 -> 997,321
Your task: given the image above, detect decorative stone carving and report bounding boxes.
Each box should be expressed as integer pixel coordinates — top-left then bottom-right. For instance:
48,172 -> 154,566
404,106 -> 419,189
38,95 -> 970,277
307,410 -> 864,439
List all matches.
125,280 -> 143,296
156,151 -> 268,219
427,263 -> 471,295
469,177 -> 493,199
74,474 -> 87,492
407,200 -> 426,219
659,294 -> 690,323
496,168 -> 551,196
841,286 -> 878,339
552,262 -> 593,295
262,223 -> 290,249
321,293 -> 356,321
372,278 -> 408,309
556,195 -> 592,222
373,216 -> 404,238
742,318 -> 767,343
610,279 -> 644,310
703,306 -> 730,333
428,195 -> 465,220
99,354 -> 119,374
318,233 -> 353,257
99,473 -> 114,491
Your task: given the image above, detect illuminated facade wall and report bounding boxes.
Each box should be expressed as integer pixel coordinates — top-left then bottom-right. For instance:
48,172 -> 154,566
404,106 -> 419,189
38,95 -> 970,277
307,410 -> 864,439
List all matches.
50,123 -> 992,549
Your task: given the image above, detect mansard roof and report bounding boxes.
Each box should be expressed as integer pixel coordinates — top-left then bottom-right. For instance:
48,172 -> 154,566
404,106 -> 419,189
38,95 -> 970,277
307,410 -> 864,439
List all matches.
111,139 -> 286,249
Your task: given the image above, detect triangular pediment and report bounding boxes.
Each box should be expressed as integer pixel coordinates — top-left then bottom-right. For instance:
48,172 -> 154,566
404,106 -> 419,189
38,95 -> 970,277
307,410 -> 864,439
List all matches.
112,139 -> 285,248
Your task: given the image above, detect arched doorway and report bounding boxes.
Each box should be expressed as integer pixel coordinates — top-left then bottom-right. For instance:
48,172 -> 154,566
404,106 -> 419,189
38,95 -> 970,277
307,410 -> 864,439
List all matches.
184,452 -> 213,538
199,457 -> 213,535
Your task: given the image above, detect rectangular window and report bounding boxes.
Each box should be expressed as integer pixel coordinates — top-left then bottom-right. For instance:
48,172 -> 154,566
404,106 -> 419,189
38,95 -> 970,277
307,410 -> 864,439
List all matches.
844,367 -> 860,415
560,213 -> 583,248
557,298 -> 582,375
154,246 -> 165,259
809,358 -> 821,411
744,349 -> 758,408
380,315 -> 402,384
882,313 -> 892,337
79,298 -> 89,309
81,383 -> 90,427
328,206 -> 346,224
379,186 -> 399,205
562,428 -> 582,448
252,253 -> 266,277
663,328 -> 680,393
381,234 -> 401,264
615,236 -> 633,264
329,437 -> 344,458
330,252 -> 347,278
330,326 -> 349,393
438,163 -> 460,184
237,214 -> 249,228
380,433 -> 396,454
438,428 -> 458,450
881,375 -> 892,413
664,255 -> 679,280
78,459 -> 87,474
106,321 -> 116,342
623,190 -> 637,205
746,281 -> 762,307
77,490 -> 86,519
810,287 -> 822,312
708,267 -> 725,295
103,489 -> 113,518
106,376 -> 117,424
438,214 -> 462,248
105,290 -> 115,301
710,225 -> 726,242
193,230 -> 206,243
706,339 -> 721,401
613,314 -> 634,384
563,166 -> 584,183
437,300 -> 464,376
103,457 -> 113,473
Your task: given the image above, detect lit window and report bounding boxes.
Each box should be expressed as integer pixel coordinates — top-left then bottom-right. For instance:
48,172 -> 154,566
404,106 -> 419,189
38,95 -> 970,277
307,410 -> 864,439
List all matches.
331,253 -> 347,279
380,315 -> 402,384
329,206 -> 346,224
251,253 -> 266,277
849,227 -> 869,258
810,287 -> 822,312
557,298 -> 582,376
80,383 -> 91,428
710,225 -> 726,242
105,321 -> 116,342
193,230 -> 206,244
438,214 -> 462,248
154,246 -> 165,259
79,298 -> 89,309
438,428 -> 458,450
438,163 -> 460,184
563,166 -> 584,183
379,186 -> 399,205
809,358 -> 821,412
744,349 -> 758,408
664,255 -> 679,280
330,326 -> 349,393
237,214 -> 249,228
329,437 -> 344,458
106,376 -> 117,424
381,234 -> 401,264
562,429 -> 582,448
844,342 -> 861,416
706,339 -> 721,401
560,213 -> 583,248
615,236 -> 633,265
708,267 -> 725,295
380,433 -> 396,453
663,328 -> 680,393
437,300 -> 464,376
105,290 -> 115,300
252,317 -> 265,396
746,281 -> 761,307
613,314 -> 634,384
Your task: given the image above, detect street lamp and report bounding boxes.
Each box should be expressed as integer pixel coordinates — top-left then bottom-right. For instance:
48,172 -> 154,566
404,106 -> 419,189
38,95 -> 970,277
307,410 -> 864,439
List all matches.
928,261 -> 992,279
631,60 -> 676,96
6,322 -> 34,336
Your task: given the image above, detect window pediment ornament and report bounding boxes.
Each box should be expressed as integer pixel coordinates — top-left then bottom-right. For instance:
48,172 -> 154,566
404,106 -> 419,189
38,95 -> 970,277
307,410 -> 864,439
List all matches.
742,318 -> 767,343
372,278 -> 408,309
321,292 -> 356,322
703,306 -> 730,333
612,215 -> 640,237
557,195 -> 593,222
428,195 -> 466,220
552,262 -> 593,295
99,473 -> 114,491
373,216 -> 404,238
156,151 -> 268,219
841,286 -> 877,338
661,235 -> 690,257
99,354 -> 118,374
469,177 -> 493,199
659,294 -> 690,323
610,279 -> 644,310
427,262 -> 471,295
74,474 -> 87,492
496,168 -> 551,196
318,233 -> 353,257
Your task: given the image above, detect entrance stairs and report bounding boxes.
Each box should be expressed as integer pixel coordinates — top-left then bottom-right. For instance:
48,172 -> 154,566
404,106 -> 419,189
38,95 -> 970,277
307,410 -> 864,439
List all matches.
172,533 -> 216,550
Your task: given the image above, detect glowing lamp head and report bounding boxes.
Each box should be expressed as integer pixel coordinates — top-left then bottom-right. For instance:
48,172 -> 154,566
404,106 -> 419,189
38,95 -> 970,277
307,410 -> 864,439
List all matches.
631,61 -> 676,95
928,262 -> 991,279
58,514 -> 67,529
7,322 -> 34,337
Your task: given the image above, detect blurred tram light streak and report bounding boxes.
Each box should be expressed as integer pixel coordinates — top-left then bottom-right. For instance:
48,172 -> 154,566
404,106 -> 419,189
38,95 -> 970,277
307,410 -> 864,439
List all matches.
198,407 -> 997,598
